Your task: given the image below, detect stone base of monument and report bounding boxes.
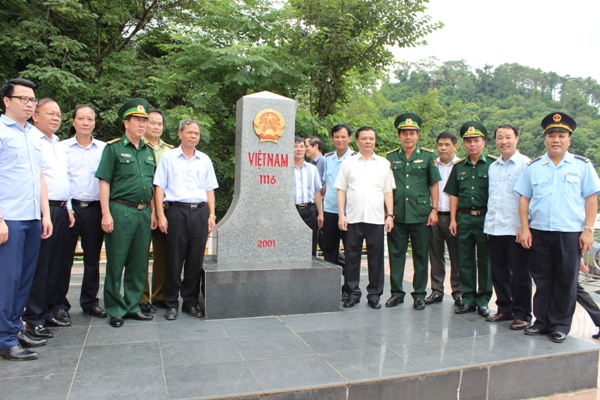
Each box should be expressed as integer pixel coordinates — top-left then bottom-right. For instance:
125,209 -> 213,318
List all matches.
203,257 -> 342,320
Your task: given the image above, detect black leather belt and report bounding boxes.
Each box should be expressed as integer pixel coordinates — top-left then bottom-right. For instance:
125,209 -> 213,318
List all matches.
438,211 -> 450,216
48,200 -> 67,208
296,203 -> 314,210
72,200 -> 100,208
113,198 -> 149,210
458,209 -> 486,216
164,202 -> 206,210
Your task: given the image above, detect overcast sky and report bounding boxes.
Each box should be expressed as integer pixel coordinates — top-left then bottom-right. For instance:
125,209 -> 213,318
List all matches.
393,0 -> 600,82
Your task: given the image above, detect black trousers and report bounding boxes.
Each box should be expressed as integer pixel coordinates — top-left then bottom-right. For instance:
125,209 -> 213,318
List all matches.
577,283 -> 600,327
164,204 -> 208,309
322,212 -> 346,265
61,201 -> 104,311
23,205 -> 69,325
343,223 -> 384,302
296,204 -> 318,256
488,235 -> 532,321
529,229 -> 580,334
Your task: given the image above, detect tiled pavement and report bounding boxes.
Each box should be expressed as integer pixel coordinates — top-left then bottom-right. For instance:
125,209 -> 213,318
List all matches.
1,259 -> 600,400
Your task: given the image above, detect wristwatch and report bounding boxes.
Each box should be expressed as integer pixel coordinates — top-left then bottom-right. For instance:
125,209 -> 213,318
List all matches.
584,225 -> 595,233
387,214 -> 395,220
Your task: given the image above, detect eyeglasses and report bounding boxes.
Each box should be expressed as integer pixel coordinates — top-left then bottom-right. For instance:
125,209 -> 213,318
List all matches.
39,112 -> 63,120
7,96 -> 39,105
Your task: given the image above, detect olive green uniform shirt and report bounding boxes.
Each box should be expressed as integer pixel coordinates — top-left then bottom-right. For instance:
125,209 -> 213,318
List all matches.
387,146 -> 441,224
143,137 -> 173,165
95,135 -> 156,204
443,154 -> 493,209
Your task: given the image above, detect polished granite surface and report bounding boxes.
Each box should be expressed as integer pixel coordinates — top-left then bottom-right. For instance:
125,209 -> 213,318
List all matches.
1,259 -> 599,399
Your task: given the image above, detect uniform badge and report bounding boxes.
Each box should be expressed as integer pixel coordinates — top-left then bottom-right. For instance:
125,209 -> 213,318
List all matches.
553,113 -> 562,122
146,156 -> 154,161
392,161 -> 402,164
406,118 -> 412,125
414,159 -> 423,164
120,153 -> 132,158
458,171 -> 467,175
137,104 -> 145,112
468,126 -> 475,133
253,109 -> 285,143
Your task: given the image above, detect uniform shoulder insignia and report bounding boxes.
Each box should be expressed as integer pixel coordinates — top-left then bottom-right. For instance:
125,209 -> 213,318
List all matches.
164,143 -> 175,149
527,156 -> 542,166
387,148 -> 399,154
488,154 -> 498,160
574,154 -> 591,163
351,151 -> 358,156
146,142 -> 156,150
421,147 -> 434,153
454,157 -> 466,165
325,151 -> 335,157
106,138 -> 121,145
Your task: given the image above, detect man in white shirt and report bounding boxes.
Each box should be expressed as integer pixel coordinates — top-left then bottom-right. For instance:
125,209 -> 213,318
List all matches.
426,132 -> 462,306
335,126 -> 395,309
23,98 -> 74,339
484,124 -> 531,330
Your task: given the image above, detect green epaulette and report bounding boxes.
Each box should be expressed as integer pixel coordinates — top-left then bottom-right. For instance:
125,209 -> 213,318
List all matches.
488,154 -> 498,160
106,138 -> 121,145
574,154 -> 591,163
421,147 -> 434,153
387,148 -> 399,154
454,157 -> 466,165
527,156 -> 542,166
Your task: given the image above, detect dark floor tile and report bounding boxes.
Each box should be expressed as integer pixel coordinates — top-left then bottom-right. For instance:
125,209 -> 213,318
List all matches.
0,373 -> 72,399
231,333 -> 315,360
220,317 -> 291,337
69,367 -> 167,399
156,319 -> 227,341
0,346 -> 80,378
279,313 -> 344,333
160,337 -> 242,367
77,343 -> 161,372
297,329 -> 382,354
65,310 -> 94,327
387,340 -> 480,372
46,326 -> 89,348
85,324 -> 158,345
320,348 -> 419,381
165,361 -> 262,399
247,355 -> 346,392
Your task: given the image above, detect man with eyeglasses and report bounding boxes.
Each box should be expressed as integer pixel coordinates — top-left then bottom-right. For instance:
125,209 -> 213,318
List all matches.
23,99 -> 75,341
0,78 -> 53,360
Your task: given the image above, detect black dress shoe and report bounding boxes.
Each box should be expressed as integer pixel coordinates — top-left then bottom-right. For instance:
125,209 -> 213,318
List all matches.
165,308 -> 178,321
185,306 -> 203,318
593,328 -> 600,339
25,323 -> 53,338
124,312 -> 153,321
0,345 -> 38,361
86,306 -> 108,318
453,295 -> 462,306
139,302 -> 156,314
341,292 -> 349,302
110,316 -> 124,328
413,298 -> 426,310
477,306 -> 490,317
152,300 -> 168,309
524,326 -> 545,336
45,317 -> 71,327
385,295 -> 403,308
455,304 -> 477,314
549,331 -> 567,343
367,300 -> 381,309
343,298 -> 360,308
424,293 -> 443,305
17,331 -> 47,348
55,309 -> 71,322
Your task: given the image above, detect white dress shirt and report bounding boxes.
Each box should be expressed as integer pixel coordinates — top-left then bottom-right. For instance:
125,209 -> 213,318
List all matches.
61,136 -> 106,201
437,155 -> 460,212
294,161 -> 322,204
38,128 -> 70,202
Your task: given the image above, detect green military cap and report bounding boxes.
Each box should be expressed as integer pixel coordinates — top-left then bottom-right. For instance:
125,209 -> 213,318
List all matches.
118,98 -> 151,120
460,121 -> 487,139
394,113 -> 422,130
541,112 -> 576,134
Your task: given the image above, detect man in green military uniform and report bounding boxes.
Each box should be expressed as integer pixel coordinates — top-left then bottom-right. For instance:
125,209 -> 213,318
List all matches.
444,121 -> 494,316
96,98 -> 157,328
386,113 -> 441,310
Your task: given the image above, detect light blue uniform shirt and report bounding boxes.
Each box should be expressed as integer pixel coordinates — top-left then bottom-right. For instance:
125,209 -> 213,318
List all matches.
514,151 -> 600,232
0,114 -> 42,220
484,150 -> 530,236
154,146 -> 219,203
323,149 -> 355,213
293,161 -> 322,204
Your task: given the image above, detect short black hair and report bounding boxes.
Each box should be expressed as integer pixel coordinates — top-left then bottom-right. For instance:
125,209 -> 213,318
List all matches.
494,124 -> 519,138
306,136 -> 323,152
436,131 -> 458,144
355,126 -> 376,139
331,124 -> 352,137
1,78 -> 37,111
148,108 -> 165,123
294,136 -> 305,144
70,104 -> 97,134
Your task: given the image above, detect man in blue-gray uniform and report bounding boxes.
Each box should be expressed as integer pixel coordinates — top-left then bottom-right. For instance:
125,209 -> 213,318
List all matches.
516,112 -> 600,343
0,78 -> 53,360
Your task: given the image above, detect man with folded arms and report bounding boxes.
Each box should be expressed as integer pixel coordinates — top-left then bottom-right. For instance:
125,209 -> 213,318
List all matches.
96,98 -> 157,328
154,120 -> 218,321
